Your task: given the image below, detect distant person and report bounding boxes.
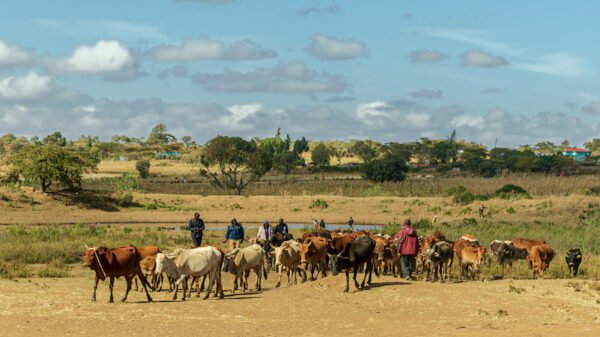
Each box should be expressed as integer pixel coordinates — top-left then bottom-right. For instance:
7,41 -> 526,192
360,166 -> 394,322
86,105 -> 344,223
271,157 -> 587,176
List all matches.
224,218 -> 244,250
187,212 -> 205,247
319,219 -> 326,229
396,219 -> 418,280
256,221 -> 272,245
348,216 -> 354,231
432,215 -> 438,224
274,218 -> 288,234
312,219 -> 318,231
478,204 -> 485,218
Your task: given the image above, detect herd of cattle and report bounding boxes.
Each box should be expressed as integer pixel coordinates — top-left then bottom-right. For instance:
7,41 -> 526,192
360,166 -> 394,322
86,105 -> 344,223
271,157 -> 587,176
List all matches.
83,229 -> 583,303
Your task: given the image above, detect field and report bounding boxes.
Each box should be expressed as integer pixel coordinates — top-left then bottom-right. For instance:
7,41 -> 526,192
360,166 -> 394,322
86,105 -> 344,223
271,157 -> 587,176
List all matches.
2,160 -> 600,336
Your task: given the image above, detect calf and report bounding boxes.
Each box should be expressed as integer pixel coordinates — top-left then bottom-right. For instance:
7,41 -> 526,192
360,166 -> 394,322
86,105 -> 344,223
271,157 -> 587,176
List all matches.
84,245 -> 153,303
300,237 -> 329,280
460,246 -> 486,280
223,244 -> 268,292
272,240 -> 306,287
429,241 -> 453,282
453,239 -> 478,277
155,247 -> 224,301
328,236 -> 377,292
134,245 -> 162,291
528,244 -> 555,279
565,248 -> 582,277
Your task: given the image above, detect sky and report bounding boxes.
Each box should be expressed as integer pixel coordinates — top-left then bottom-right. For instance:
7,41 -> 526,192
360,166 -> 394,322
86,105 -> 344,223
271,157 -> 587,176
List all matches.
1,0 -> 599,148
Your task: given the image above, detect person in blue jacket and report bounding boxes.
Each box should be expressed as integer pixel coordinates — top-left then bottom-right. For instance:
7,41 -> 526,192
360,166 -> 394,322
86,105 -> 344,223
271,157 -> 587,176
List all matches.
224,218 -> 244,250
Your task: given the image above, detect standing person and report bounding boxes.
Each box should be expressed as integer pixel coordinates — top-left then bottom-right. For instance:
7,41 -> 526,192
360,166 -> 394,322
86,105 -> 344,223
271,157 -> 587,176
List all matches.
274,218 -> 288,234
478,204 -> 485,218
396,219 -> 418,280
319,219 -> 326,229
187,212 -> 205,247
224,218 -> 245,250
348,216 -> 354,231
256,221 -> 272,245
312,219 -> 318,231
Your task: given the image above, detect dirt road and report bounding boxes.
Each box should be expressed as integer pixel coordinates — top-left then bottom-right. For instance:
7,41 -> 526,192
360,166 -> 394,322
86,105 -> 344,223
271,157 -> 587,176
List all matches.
1,268 -> 599,337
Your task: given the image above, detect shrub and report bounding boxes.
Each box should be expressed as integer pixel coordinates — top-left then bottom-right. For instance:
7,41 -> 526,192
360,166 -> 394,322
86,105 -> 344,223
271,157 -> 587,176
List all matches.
114,191 -> 134,207
0,193 -> 10,202
37,266 -> 69,278
145,203 -> 158,210
309,198 -> 328,209
506,207 -> 516,214
0,260 -> 31,279
583,187 -> 600,196
135,159 -> 151,179
463,218 -> 478,226
494,184 -> 530,199
362,155 -> 408,183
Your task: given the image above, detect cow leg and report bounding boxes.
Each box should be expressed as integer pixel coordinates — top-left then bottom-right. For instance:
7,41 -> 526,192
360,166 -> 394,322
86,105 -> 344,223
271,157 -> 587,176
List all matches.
276,266 -> 282,288
215,269 -> 224,299
321,260 -> 327,278
204,271 -> 216,300
91,275 -> 99,302
200,274 -> 208,293
135,270 -> 153,303
255,266 -> 261,291
134,276 -> 139,292
172,275 -> 185,300
188,277 -> 196,298
181,277 -> 188,301
344,270 -> 350,293
362,262 -> 371,287
122,275 -> 132,302
353,265 -> 360,289
108,276 -> 115,303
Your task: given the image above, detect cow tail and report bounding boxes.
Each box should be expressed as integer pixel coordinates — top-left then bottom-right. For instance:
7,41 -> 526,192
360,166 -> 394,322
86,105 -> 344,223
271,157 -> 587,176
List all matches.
263,261 -> 268,280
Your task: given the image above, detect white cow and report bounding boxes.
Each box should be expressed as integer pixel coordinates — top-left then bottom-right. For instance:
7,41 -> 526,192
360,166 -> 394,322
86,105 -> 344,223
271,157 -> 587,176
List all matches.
223,244 -> 268,293
155,247 -> 224,301
272,240 -> 306,287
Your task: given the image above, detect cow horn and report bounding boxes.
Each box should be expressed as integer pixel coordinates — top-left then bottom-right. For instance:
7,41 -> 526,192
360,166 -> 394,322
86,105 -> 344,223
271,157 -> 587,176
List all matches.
270,244 -> 277,250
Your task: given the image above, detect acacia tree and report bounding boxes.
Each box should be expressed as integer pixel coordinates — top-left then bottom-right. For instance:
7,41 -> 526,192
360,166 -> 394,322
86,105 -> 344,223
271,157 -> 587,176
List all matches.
200,136 -> 270,195
8,145 -> 99,192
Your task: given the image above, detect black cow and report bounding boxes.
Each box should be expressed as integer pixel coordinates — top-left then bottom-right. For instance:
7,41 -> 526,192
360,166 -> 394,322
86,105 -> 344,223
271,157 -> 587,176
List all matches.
328,236 -> 378,292
429,241 -> 452,282
565,248 -> 582,277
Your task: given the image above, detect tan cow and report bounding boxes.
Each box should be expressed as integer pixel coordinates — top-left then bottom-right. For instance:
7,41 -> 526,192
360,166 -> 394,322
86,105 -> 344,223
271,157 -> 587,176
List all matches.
272,240 -> 306,287
460,246 -> 486,280
528,244 -> 555,279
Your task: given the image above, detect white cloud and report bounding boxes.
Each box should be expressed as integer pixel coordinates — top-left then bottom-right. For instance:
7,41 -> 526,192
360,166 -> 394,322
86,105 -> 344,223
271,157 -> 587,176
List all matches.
514,53 -> 587,79
0,39 -> 35,67
0,72 -> 53,99
150,38 -> 276,62
48,40 -> 135,75
462,49 -> 508,67
426,29 -> 518,55
305,34 -> 368,60
408,50 -> 448,63
451,114 -> 485,129
192,61 -> 346,94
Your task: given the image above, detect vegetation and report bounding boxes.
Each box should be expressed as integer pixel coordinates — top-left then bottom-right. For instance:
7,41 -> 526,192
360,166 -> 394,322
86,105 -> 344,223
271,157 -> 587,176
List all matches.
363,154 -> 408,182
135,159 -> 151,179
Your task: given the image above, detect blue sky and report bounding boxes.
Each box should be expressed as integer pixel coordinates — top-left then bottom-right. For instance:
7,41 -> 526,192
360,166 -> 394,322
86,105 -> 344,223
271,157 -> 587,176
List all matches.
1,0 -> 599,147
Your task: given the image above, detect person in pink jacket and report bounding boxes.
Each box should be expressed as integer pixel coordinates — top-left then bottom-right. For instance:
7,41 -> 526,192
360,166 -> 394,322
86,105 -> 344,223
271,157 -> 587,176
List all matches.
396,219 -> 418,280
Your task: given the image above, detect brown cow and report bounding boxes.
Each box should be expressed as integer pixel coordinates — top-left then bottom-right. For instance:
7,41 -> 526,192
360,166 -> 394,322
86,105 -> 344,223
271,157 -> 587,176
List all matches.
460,246 -> 486,280
453,239 -> 477,277
512,238 -> 547,253
528,244 -> 555,279
329,234 -> 355,255
300,237 -> 329,280
84,245 -> 153,303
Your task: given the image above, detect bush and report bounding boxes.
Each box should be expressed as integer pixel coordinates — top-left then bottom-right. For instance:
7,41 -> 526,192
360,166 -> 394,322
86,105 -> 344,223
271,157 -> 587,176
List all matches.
309,198 -> 328,209
362,155 -> 408,182
0,260 -> 31,279
506,207 -> 516,214
114,191 -> 134,207
494,184 -> 529,199
135,159 -> 151,179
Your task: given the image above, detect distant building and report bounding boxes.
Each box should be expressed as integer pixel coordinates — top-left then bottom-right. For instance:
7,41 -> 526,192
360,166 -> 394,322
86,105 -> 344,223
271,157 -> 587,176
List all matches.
562,147 -> 591,161
155,151 -> 181,160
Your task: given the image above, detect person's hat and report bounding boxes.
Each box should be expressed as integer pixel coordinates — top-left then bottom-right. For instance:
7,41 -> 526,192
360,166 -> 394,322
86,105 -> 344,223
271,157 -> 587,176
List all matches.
263,220 -> 269,225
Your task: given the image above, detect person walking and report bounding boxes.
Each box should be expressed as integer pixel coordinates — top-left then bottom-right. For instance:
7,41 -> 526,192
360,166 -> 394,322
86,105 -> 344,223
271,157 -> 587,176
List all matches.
256,220 -> 272,245
187,212 -> 205,247
319,219 -> 326,229
274,218 -> 288,234
312,219 -> 318,231
478,204 -> 485,218
224,218 -> 245,250
396,219 -> 418,280
348,216 -> 354,231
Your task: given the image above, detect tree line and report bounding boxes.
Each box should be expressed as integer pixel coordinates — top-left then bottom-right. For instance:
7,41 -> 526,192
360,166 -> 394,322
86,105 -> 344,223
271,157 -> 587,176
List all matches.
1,125 -> 598,195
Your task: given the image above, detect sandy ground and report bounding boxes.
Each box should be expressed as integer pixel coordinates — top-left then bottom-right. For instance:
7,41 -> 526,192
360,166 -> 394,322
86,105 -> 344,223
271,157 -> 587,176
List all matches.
1,269 -> 599,337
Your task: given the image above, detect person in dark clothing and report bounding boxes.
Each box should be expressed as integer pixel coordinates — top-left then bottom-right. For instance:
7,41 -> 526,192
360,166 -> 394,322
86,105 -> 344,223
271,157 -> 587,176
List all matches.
396,219 -> 418,280
274,218 -> 289,234
224,218 -> 245,250
319,219 -> 326,229
187,212 -> 205,247
348,216 -> 354,231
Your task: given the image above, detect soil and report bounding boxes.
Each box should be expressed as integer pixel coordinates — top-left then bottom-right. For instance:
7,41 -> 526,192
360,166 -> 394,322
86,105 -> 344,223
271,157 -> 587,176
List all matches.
1,269 -> 599,337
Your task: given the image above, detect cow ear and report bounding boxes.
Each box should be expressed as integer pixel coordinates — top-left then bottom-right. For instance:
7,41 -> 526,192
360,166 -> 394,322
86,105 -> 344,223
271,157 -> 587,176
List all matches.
105,250 -> 113,264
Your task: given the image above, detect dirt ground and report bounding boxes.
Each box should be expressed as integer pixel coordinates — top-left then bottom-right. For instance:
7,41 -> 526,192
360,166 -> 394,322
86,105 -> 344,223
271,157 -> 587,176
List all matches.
1,268 -> 599,337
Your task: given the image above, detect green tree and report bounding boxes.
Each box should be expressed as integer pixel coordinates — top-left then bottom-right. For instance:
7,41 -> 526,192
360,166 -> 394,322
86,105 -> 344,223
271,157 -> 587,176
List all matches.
293,137 -> 309,154
43,132 -> 67,147
135,159 -> 151,179
311,142 -> 331,167
200,136 -> 270,195
584,139 -> 600,152
181,136 -> 194,148
350,140 -> 381,163
272,151 -> 299,174
147,123 -> 177,144
363,155 -> 408,182
8,145 -> 99,192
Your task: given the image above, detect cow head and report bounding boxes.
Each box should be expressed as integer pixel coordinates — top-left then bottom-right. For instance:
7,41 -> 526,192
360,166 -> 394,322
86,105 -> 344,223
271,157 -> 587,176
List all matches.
223,248 -> 241,273
299,240 -> 313,264
565,249 -> 581,265
271,244 -> 284,266
84,247 -> 96,267
497,243 -> 514,265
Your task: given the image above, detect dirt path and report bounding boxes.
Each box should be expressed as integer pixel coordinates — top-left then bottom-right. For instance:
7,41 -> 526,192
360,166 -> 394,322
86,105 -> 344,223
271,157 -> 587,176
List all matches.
1,269 -> 599,337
